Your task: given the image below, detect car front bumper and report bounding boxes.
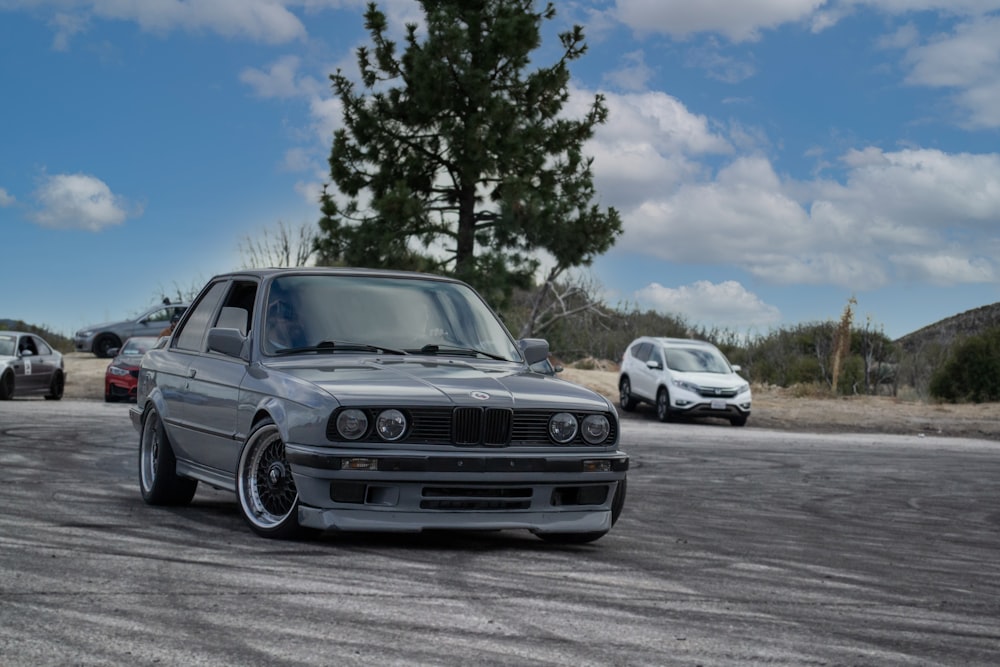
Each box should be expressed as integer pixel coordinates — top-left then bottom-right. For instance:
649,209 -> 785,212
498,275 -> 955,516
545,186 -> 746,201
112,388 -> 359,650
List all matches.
285,444 -> 628,533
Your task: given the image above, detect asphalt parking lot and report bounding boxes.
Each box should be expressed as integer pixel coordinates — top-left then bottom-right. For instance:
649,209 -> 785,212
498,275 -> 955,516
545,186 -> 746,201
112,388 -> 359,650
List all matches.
1,399 -> 999,666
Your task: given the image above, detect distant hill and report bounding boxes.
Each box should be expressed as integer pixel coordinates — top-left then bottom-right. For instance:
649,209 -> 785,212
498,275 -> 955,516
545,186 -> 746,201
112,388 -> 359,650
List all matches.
896,302 -> 1000,352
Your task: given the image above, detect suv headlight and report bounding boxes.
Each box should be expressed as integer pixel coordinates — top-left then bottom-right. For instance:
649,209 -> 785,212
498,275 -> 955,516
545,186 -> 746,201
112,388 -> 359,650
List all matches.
671,379 -> 700,393
737,383 -> 750,394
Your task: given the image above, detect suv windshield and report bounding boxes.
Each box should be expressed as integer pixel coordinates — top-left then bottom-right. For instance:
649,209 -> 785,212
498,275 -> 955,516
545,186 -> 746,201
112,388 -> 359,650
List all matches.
665,347 -> 732,374
263,274 -> 520,360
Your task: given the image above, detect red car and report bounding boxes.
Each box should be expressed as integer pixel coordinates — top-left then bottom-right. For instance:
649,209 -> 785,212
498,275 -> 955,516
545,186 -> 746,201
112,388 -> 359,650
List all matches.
105,336 -> 159,402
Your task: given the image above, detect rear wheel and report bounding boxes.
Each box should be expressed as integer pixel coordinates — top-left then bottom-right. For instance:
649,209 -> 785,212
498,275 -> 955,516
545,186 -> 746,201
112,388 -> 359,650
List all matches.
237,419 -> 309,539
139,408 -> 198,505
44,370 -> 64,400
0,371 -> 13,400
619,377 -> 638,412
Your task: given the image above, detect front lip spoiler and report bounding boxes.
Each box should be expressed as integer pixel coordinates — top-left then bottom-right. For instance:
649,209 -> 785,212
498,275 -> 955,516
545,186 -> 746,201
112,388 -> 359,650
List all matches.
285,447 -> 629,474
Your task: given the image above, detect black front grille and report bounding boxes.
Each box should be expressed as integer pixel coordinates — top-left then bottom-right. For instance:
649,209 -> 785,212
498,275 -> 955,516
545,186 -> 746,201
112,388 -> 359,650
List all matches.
327,407 -> 616,447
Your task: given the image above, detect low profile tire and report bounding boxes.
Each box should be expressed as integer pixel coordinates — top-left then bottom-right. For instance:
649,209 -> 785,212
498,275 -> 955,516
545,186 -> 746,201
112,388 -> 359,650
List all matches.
730,414 -> 748,427
44,371 -> 64,400
656,388 -> 673,423
0,371 -> 13,400
237,419 -> 309,540
139,408 -> 198,505
619,377 -> 638,412
537,477 -> 628,545
94,334 -> 120,359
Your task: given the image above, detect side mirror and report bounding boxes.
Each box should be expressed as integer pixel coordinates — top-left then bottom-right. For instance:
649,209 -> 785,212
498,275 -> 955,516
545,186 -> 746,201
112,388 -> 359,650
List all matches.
20,349 -> 34,358
208,328 -> 249,361
731,364 -> 742,373
107,347 -> 120,357
646,359 -> 662,370
517,338 -> 549,366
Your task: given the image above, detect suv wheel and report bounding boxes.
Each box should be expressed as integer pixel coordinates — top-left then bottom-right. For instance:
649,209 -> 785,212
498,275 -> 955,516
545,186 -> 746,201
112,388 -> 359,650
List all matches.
656,388 -> 673,423
619,377 -> 638,412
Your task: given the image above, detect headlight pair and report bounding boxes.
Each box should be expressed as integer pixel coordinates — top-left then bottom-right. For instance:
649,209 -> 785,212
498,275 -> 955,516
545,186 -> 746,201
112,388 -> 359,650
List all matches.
549,413 -> 610,444
336,408 -> 406,442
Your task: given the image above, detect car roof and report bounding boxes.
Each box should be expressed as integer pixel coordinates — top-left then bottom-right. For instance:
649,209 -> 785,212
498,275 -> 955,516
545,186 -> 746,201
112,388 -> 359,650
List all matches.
204,266 -> 466,284
0,330 -> 43,338
636,336 -> 718,348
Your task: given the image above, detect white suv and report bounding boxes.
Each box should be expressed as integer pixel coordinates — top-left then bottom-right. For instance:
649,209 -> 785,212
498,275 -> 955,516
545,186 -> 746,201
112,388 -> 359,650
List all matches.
618,337 -> 751,426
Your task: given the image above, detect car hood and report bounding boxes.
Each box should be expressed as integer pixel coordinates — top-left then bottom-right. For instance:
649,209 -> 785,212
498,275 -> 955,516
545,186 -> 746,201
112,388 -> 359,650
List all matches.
77,320 -> 120,334
112,353 -> 146,367
266,357 -> 614,411
674,371 -> 748,389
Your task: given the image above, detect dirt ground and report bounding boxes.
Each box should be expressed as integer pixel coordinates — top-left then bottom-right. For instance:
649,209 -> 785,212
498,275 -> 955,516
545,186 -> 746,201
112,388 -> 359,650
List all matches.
62,353 -> 1000,442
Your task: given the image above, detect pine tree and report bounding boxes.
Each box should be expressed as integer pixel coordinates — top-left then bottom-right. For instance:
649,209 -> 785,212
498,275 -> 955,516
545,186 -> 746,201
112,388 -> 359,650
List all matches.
316,0 -> 622,307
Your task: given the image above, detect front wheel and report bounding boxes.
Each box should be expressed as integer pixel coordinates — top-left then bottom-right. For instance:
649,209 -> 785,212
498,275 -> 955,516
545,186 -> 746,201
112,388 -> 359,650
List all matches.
139,409 -> 197,505
94,334 -> 120,359
656,388 -> 673,422
44,370 -> 64,400
237,419 -> 307,539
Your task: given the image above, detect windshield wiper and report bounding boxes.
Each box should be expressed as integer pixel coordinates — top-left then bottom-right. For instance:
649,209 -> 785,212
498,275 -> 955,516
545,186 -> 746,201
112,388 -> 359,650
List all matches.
416,344 -> 510,361
273,341 -> 407,356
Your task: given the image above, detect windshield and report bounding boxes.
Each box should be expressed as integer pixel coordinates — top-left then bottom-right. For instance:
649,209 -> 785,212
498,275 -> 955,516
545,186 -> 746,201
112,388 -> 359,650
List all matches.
122,337 -> 157,355
262,274 -> 520,360
665,347 -> 732,374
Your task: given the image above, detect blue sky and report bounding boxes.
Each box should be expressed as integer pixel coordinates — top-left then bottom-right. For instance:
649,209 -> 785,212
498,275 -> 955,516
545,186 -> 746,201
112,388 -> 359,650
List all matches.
2,0 -> 999,342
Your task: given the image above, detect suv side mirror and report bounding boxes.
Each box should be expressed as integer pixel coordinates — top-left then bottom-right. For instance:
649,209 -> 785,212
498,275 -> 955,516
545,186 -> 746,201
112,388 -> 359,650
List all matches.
646,359 -> 662,370
731,364 -> 742,372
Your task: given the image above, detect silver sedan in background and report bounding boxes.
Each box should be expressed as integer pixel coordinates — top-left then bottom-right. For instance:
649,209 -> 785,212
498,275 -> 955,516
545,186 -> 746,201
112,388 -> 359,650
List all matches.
0,331 -> 65,400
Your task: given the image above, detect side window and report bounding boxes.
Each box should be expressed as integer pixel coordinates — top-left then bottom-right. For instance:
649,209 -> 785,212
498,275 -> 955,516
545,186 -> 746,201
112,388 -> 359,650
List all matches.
174,281 -> 228,352
634,342 -> 652,362
649,347 -> 664,369
34,337 -> 52,356
212,280 -> 258,337
146,307 -> 172,324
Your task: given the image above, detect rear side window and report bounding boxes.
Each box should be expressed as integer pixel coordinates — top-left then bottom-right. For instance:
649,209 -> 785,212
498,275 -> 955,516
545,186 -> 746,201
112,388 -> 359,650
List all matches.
174,281 -> 228,352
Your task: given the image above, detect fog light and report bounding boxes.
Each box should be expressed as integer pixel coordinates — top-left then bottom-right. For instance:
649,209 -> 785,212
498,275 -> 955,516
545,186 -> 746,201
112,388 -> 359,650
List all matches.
675,399 -> 691,406
582,459 -> 611,472
341,457 -> 379,471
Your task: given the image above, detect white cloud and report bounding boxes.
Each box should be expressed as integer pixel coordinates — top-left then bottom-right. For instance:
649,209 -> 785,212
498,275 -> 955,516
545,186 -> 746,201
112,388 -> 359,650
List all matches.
603,50 -> 655,92
614,0 -> 827,42
0,187 -> 14,206
240,55 -> 321,99
31,173 -> 136,231
27,0 -> 309,47
635,280 -> 782,330
898,15 -> 1000,129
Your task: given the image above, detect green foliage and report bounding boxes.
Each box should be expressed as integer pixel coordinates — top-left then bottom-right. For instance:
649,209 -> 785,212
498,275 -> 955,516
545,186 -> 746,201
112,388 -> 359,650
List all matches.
317,0 -> 622,308
929,327 -> 1000,403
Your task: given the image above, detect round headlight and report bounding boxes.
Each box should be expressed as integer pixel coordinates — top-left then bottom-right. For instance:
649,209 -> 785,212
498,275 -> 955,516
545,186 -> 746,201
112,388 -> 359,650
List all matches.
548,412 -> 578,443
336,409 -> 369,440
375,409 -> 407,441
581,414 -> 610,444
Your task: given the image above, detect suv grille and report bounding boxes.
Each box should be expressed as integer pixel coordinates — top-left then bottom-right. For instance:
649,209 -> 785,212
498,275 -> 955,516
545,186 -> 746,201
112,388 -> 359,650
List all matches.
696,387 -> 738,398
